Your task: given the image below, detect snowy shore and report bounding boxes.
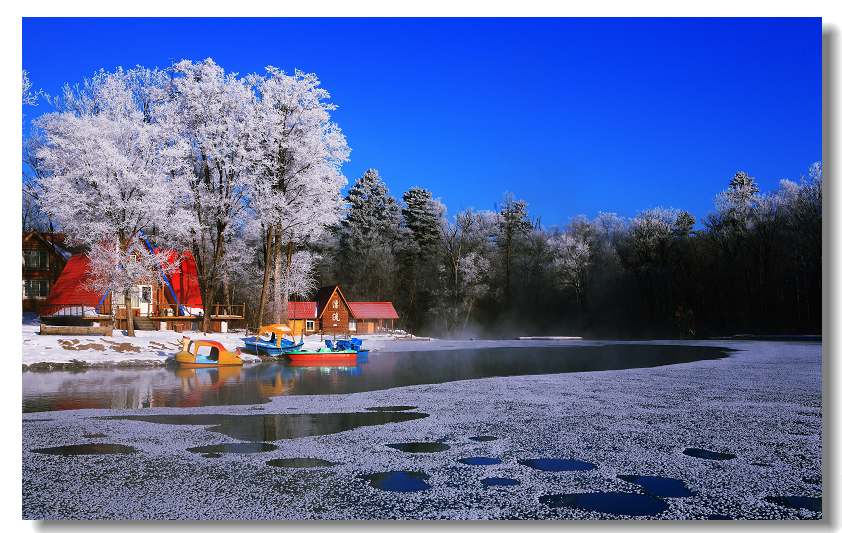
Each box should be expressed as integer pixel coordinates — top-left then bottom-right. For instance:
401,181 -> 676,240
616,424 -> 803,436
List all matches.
21,323 -> 436,369
22,339 -> 821,520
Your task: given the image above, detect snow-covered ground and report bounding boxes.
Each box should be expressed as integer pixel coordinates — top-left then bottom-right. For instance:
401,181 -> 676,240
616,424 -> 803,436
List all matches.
21,321 -> 418,368
22,339 -> 821,520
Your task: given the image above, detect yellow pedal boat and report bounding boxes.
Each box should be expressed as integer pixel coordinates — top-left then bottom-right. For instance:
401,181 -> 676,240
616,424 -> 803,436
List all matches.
175,336 -> 244,367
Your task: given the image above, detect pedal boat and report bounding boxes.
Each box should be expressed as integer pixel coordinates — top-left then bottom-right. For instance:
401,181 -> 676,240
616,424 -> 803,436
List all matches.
284,346 -> 358,364
175,337 -> 244,367
242,324 -> 304,356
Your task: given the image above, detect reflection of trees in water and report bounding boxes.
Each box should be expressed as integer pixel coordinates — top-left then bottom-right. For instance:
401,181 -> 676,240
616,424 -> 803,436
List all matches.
24,345 -> 732,413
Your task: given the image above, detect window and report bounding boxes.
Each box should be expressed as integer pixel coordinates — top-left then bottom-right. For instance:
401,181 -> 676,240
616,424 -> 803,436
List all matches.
331,312 -> 339,322
195,345 -> 220,361
23,249 -> 48,269
305,320 -> 315,332
140,286 -> 152,303
332,299 -> 339,309
23,279 -> 49,298
349,319 -> 356,332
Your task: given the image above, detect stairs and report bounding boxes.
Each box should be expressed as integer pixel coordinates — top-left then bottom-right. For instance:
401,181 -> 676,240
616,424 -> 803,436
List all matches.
132,316 -> 157,331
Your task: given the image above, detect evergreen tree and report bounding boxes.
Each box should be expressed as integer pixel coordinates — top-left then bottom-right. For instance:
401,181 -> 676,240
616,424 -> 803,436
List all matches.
495,194 -> 532,308
337,169 -> 401,299
398,187 -> 444,332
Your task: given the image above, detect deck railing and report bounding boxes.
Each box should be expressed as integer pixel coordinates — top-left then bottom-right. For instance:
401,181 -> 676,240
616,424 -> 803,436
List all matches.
210,304 -> 245,318
39,303 -> 108,318
41,302 -> 245,320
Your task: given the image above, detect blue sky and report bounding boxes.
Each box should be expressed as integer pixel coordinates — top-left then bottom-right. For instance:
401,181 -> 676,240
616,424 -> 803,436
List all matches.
22,18 -> 821,227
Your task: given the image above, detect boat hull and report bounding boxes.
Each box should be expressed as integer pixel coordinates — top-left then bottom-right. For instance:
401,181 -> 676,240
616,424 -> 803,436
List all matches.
175,350 -> 243,367
242,339 -> 303,357
285,350 -> 357,364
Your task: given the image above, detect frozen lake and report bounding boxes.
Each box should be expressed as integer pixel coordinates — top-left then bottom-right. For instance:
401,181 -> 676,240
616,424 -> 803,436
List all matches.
22,339 -> 822,520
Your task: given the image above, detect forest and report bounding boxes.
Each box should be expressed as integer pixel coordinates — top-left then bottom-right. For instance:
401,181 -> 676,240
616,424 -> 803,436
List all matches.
21,63 -> 822,338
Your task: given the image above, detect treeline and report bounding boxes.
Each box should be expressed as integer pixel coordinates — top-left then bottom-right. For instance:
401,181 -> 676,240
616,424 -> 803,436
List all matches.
304,165 -> 822,338
22,62 -> 821,338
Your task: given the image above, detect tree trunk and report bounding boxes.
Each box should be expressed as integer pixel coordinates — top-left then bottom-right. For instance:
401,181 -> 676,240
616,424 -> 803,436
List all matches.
124,290 -> 135,337
201,230 -> 226,333
270,231 -> 284,324
257,226 -> 274,328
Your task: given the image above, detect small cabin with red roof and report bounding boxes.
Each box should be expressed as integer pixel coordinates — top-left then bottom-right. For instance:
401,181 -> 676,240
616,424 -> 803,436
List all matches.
288,285 -> 399,335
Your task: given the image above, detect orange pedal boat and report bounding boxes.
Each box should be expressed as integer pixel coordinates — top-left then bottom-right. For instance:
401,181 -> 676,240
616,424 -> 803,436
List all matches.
175,336 -> 244,367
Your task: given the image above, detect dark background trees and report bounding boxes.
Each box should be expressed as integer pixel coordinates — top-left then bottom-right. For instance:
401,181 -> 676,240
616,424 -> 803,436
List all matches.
321,164 -> 822,339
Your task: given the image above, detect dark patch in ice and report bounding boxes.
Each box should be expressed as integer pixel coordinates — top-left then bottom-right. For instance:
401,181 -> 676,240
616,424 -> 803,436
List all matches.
765,496 -> 822,513
482,477 -> 521,487
187,443 -> 277,454
386,442 -> 450,453
458,456 -> 502,466
82,433 -> 108,439
22,418 -> 53,423
803,476 -> 822,486
266,458 -> 339,468
202,453 -> 222,458
706,514 -> 734,520
103,411 -> 428,441
361,471 -> 431,492
365,405 -> 417,412
518,458 -> 596,471
469,435 -> 498,442
683,447 -> 736,461
33,443 -> 138,456
539,492 -> 668,517
617,475 -> 693,497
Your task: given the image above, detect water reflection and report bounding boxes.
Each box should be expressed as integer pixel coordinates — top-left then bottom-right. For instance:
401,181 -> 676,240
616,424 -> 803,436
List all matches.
23,344 -> 731,413
103,411 -> 429,441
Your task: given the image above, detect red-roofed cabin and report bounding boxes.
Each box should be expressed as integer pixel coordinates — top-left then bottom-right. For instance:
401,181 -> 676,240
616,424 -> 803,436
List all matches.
40,250 -> 242,333
287,285 -> 399,335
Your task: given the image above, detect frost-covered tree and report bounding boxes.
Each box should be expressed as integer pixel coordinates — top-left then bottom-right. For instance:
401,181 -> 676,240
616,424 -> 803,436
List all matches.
247,68 -> 349,325
22,70 -> 39,107
398,187 -> 445,330
495,194 -> 532,305
439,209 -> 494,332
714,170 -> 760,234
157,59 -> 255,331
336,169 -> 401,299
34,67 -> 184,335
549,232 -> 591,309
402,187 -> 443,252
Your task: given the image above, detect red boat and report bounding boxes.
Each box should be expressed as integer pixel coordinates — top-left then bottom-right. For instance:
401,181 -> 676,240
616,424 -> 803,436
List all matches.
284,348 -> 357,364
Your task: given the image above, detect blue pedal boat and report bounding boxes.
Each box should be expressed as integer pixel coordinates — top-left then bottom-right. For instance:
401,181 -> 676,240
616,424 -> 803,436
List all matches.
243,334 -> 303,356
332,337 -> 369,355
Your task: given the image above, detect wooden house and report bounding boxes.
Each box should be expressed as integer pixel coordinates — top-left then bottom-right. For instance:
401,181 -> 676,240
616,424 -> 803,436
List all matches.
40,250 -> 243,332
287,285 -> 399,336
22,232 -> 74,314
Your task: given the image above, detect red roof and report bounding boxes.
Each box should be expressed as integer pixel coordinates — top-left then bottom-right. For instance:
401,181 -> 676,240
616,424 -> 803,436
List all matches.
43,255 -> 102,307
286,300 -> 399,320
165,251 -> 203,307
44,250 -> 203,310
348,302 -> 400,319
289,301 -> 317,319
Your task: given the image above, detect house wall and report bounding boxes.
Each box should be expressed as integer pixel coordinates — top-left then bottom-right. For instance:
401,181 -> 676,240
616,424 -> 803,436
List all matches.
357,320 -> 375,334
356,319 -> 395,333
320,293 -> 351,335
22,234 -> 67,313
